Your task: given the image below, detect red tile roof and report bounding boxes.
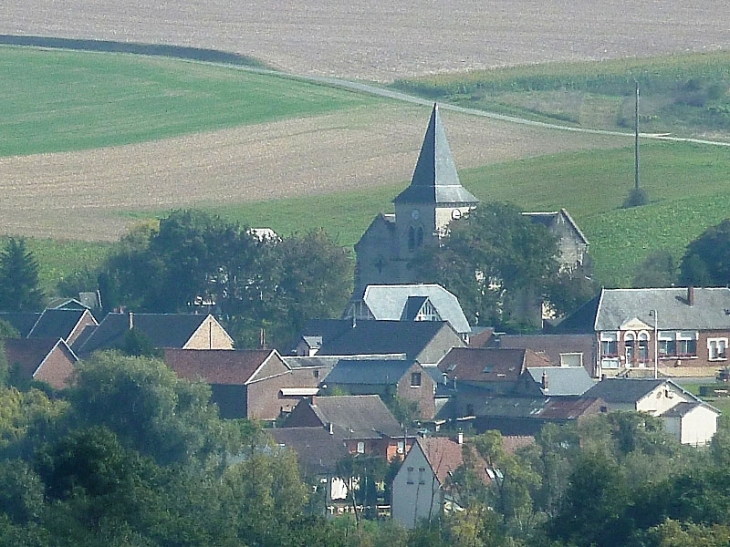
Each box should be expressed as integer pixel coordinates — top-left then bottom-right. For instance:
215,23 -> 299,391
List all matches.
164,348 -> 280,385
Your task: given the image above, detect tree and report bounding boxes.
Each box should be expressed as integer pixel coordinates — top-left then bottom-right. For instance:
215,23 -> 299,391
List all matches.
680,219 -> 730,286
0,238 -> 44,312
412,202 -> 560,328
634,250 -> 677,288
67,352 -> 233,466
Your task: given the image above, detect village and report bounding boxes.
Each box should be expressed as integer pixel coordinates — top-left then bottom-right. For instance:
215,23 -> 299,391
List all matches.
1,104 -> 724,529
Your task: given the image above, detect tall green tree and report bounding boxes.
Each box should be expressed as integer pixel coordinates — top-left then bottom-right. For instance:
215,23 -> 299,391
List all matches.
680,218 -> 730,286
412,202 -> 560,327
0,238 -> 44,312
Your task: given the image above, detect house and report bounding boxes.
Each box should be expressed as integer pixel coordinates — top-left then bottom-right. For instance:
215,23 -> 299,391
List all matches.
438,390 -> 605,436
490,333 -> 597,376
391,434 -> 533,528
323,358 -> 436,419
515,366 -> 596,398
353,104 -> 480,296
553,287 -> 730,377
342,284 -> 472,341
268,426 -> 351,509
522,209 -> 589,273
3,337 -> 79,390
164,348 -> 319,420
307,320 -> 464,366
581,378 -> 719,445
77,312 -> 234,355
437,347 -> 555,395
0,308 -> 98,351
27,308 -> 98,350
283,395 -> 410,461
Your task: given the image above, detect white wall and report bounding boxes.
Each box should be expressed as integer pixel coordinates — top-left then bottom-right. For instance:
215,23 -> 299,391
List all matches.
391,445 -> 442,529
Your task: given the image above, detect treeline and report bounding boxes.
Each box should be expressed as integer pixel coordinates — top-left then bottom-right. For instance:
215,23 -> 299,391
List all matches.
1,347 -> 730,546
57,210 -> 353,349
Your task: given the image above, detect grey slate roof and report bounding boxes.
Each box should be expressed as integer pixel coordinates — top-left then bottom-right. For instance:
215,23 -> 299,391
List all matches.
27,309 -> 88,341
559,288 -> 730,333
525,366 -> 595,396
268,427 -> 349,474
355,284 -> 471,335
303,395 -> 404,439
0,312 -> 41,337
393,104 -> 479,206
316,320 -> 454,360
582,378 -> 673,404
78,312 -> 211,354
661,401 -> 705,418
523,209 -> 589,245
325,359 -> 417,385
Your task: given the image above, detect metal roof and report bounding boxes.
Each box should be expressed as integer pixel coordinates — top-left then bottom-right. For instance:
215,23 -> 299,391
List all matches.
525,366 -> 596,396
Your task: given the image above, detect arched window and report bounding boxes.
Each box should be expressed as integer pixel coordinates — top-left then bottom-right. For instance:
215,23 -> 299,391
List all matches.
416,227 -> 424,247
638,332 -> 649,362
408,227 -> 415,250
624,332 -> 635,365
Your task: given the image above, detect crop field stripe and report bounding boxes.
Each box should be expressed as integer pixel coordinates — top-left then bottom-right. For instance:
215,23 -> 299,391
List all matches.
0,45 -> 382,157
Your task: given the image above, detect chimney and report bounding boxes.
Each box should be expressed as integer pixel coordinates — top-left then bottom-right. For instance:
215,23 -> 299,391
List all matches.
457,431 -> 464,445
688,286 -> 695,306
542,371 -> 549,390
128,311 -> 133,330
328,422 -> 334,435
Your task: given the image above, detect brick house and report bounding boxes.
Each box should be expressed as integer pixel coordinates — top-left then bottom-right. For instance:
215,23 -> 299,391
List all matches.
164,348 -> 320,420
323,358 -> 436,419
283,395 -> 411,461
554,287 -> 730,377
4,338 -> 79,390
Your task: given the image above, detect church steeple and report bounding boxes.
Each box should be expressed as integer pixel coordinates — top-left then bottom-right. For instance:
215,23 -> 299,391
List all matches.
393,103 -> 479,206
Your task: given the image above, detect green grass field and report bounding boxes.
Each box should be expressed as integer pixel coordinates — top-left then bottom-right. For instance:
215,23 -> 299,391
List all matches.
392,52 -> 730,136
0,46 -> 378,157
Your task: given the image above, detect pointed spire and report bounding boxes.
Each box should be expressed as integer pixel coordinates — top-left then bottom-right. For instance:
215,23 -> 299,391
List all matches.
394,104 -> 479,206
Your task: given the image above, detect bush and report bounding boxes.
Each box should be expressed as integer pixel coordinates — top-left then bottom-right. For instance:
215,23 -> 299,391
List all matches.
623,188 -> 649,208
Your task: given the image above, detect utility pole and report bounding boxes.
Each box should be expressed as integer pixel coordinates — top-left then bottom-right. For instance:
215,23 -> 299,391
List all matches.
634,79 -> 640,191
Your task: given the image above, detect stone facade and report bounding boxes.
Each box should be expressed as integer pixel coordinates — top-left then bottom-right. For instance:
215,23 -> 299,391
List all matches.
183,315 -> 234,350
354,104 -> 479,296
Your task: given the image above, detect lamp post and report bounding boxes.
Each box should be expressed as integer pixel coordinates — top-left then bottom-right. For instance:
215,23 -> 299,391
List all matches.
650,309 -> 658,379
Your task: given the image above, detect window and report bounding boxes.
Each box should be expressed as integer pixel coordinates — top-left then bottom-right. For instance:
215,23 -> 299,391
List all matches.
677,338 -> 697,357
624,332 -> 635,364
601,333 -> 618,357
418,467 -> 426,484
559,353 -> 583,367
357,441 -> 365,454
638,332 -> 649,362
410,372 -> 422,387
708,338 -> 728,361
397,441 -> 405,455
407,467 -> 414,484
408,227 -> 416,250
659,331 -> 698,358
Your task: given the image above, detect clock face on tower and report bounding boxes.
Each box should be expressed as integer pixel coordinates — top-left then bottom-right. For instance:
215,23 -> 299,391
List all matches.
411,209 -> 420,220
451,209 -> 462,220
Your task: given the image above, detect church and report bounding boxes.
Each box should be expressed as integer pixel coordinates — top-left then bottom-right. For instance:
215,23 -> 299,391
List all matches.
353,104 -> 480,297
353,104 -> 591,326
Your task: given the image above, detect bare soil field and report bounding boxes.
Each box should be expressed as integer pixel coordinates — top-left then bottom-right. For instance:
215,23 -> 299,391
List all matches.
0,104 -> 625,241
2,0 -> 729,82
